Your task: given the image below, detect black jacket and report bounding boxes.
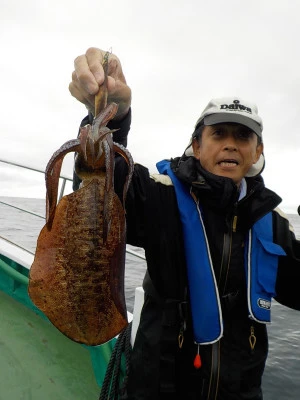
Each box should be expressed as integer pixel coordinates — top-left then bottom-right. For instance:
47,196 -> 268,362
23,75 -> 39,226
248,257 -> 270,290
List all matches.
75,111 -> 300,400
123,159 -> 300,400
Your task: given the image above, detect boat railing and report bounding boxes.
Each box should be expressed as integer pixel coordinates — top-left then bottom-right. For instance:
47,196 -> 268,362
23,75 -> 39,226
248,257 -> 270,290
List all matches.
0,158 -> 146,261
0,158 -> 71,202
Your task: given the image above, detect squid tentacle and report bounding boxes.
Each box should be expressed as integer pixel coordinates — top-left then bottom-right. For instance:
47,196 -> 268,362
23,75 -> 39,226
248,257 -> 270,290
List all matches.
45,138 -> 81,228
113,143 -> 134,208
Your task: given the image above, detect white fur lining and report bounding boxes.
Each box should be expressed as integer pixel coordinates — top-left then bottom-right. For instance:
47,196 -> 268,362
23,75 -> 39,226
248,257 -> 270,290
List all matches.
274,207 -> 295,234
150,173 -> 173,186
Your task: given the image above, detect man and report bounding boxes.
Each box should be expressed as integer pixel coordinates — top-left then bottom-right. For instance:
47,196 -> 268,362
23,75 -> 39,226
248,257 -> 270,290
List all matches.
69,48 -> 300,400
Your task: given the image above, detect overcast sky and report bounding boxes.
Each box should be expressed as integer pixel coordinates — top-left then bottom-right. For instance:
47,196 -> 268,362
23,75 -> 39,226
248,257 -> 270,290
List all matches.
1,0 -> 300,214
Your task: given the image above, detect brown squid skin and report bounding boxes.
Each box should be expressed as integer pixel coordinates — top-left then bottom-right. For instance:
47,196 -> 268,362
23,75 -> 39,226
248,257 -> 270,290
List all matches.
28,101 -> 134,346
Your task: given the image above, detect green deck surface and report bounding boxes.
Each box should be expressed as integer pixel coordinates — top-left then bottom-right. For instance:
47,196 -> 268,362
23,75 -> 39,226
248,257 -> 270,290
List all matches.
0,289 -> 100,400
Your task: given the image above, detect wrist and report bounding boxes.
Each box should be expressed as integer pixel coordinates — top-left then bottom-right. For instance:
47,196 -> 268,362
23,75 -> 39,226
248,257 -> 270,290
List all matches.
114,105 -> 130,122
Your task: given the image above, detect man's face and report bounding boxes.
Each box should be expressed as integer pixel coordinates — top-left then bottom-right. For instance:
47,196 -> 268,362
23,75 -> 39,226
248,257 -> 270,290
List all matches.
192,123 -> 264,186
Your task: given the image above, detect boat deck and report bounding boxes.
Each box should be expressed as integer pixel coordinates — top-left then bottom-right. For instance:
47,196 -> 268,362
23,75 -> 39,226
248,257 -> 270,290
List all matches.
0,160 -> 144,399
0,289 -> 100,400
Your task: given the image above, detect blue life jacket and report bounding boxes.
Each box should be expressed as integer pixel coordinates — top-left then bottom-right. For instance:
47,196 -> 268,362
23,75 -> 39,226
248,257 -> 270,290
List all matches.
156,160 -> 286,345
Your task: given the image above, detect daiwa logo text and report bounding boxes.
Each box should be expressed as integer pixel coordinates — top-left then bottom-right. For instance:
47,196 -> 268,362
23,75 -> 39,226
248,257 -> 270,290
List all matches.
257,298 -> 271,310
220,100 -> 252,114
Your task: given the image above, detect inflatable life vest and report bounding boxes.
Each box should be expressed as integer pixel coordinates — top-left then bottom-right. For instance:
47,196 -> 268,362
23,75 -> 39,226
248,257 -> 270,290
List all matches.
157,160 -> 286,345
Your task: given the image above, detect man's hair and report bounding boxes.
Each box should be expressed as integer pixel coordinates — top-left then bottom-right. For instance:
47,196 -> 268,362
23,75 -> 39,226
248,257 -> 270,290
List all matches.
192,124 -> 205,142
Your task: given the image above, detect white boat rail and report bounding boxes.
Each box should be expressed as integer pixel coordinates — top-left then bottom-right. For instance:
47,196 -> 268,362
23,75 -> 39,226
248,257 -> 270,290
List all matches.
0,158 -> 145,261
0,157 -> 72,203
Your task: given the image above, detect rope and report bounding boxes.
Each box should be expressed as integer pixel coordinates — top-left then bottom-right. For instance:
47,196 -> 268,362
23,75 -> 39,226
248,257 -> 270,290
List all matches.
119,322 -> 132,400
99,322 -> 132,400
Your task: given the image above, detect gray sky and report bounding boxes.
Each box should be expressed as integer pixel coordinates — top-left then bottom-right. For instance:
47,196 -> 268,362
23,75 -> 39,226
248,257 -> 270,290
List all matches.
1,0 -> 300,213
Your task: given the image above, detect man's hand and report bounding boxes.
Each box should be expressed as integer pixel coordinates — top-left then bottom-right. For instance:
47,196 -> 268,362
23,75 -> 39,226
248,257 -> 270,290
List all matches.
69,47 -> 131,120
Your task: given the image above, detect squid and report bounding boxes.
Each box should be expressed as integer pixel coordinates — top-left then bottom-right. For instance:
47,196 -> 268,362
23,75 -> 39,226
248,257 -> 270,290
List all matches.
28,52 -> 134,346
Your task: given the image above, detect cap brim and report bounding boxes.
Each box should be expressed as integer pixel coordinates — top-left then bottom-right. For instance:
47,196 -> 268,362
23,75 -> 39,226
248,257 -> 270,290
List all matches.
204,113 -> 262,137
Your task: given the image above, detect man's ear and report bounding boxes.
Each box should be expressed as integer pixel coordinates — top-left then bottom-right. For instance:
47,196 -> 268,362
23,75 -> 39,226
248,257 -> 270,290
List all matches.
192,139 -> 200,160
254,143 -> 264,163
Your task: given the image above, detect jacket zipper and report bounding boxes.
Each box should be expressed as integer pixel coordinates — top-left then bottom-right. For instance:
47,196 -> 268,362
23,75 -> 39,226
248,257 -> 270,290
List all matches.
207,341 -> 220,400
190,194 -> 237,399
218,208 -> 236,296
208,210 -> 237,399
232,215 -> 238,232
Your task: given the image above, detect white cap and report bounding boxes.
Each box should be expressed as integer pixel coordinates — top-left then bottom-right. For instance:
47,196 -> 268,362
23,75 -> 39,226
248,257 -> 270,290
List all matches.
196,97 -> 263,136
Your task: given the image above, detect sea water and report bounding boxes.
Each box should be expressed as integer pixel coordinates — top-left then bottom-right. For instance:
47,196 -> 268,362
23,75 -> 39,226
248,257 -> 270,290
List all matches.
0,196 -> 299,399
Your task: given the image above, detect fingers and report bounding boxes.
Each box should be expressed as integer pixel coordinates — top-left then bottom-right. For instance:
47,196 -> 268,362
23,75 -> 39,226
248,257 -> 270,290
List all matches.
85,47 -> 106,86
74,48 -> 103,95
69,70 -> 94,111
69,48 -> 106,113
69,47 -> 131,118
76,47 -> 120,93
71,48 -> 115,99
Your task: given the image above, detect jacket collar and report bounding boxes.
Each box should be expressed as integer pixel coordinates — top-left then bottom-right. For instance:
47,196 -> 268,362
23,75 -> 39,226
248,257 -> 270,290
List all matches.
170,156 -> 281,221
